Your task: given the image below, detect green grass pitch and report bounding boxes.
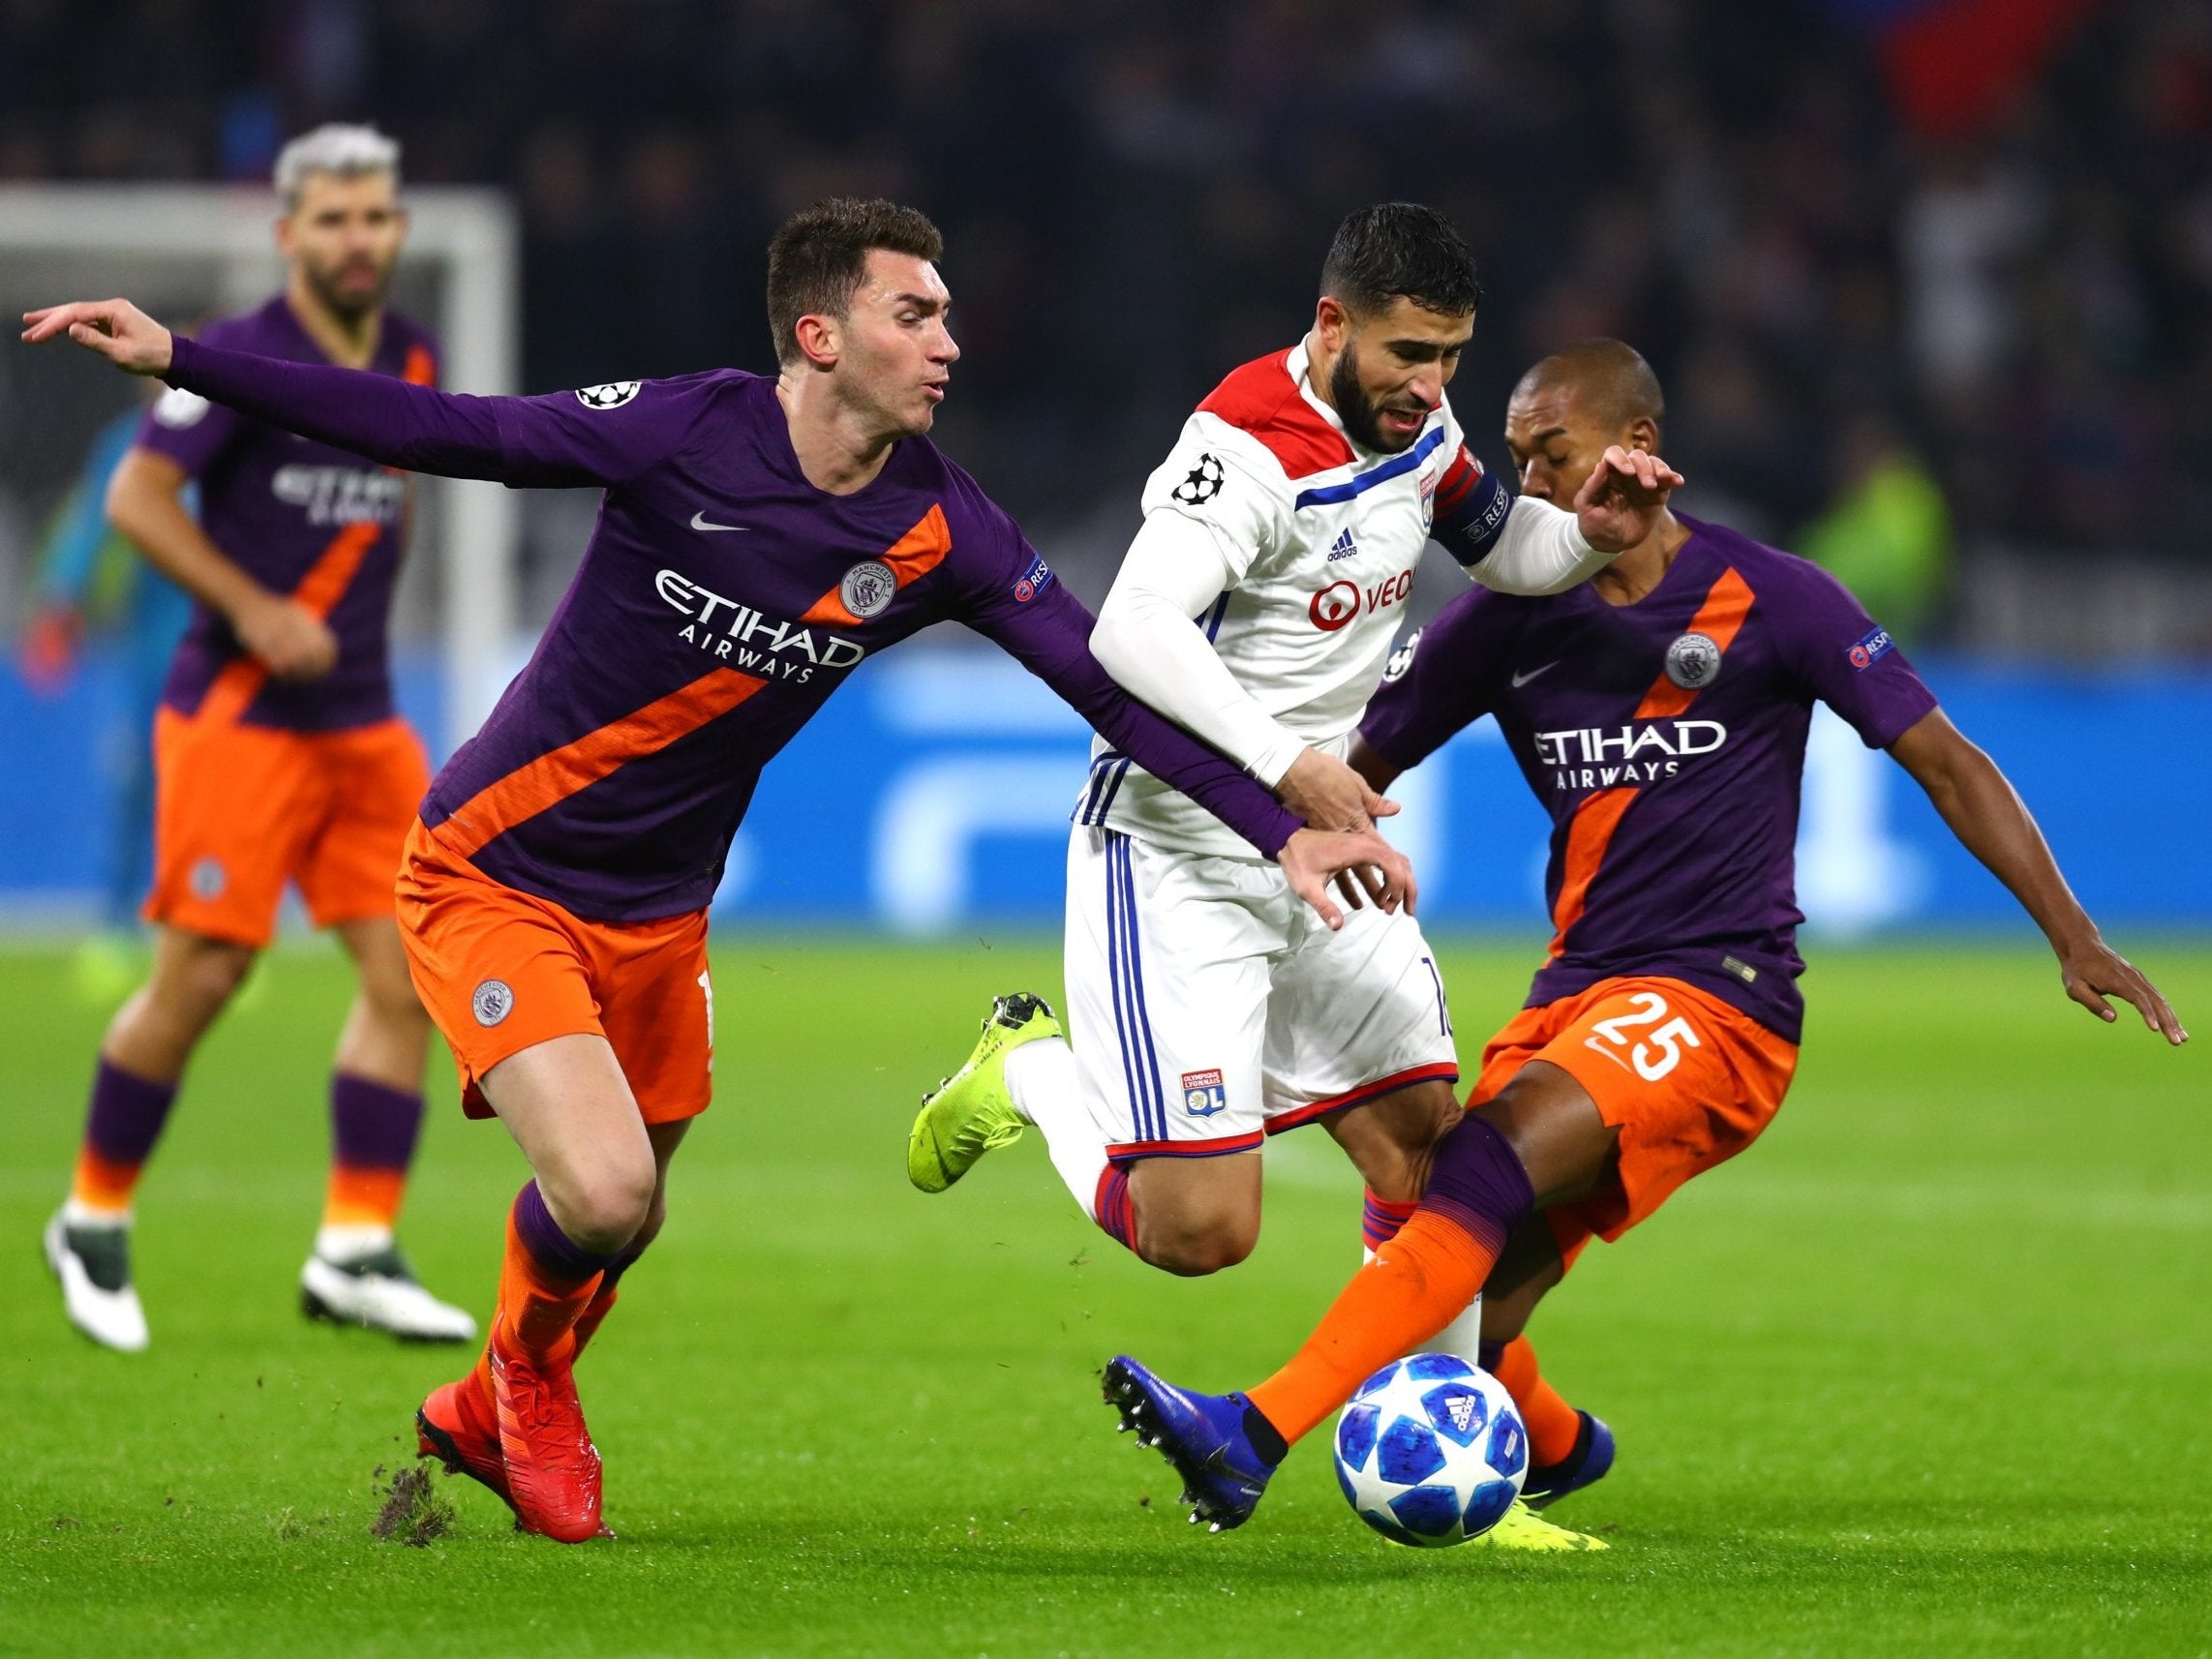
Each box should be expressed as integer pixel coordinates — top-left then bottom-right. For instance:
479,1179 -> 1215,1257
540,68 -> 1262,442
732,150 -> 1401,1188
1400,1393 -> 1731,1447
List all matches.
1,937 -> 2206,1657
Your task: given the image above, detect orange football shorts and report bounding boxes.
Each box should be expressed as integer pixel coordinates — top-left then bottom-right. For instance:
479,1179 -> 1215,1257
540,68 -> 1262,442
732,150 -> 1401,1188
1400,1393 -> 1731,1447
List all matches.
145,708 -> 431,948
1470,975 -> 1799,1255
395,819 -> 713,1125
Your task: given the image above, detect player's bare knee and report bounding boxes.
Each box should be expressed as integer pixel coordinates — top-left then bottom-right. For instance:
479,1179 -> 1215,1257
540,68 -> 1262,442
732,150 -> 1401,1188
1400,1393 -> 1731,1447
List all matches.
1331,1080 -> 1463,1203
1472,1065 -> 1613,1205
155,938 -> 257,1028
545,1160 -> 656,1255
1136,1215 -> 1258,1277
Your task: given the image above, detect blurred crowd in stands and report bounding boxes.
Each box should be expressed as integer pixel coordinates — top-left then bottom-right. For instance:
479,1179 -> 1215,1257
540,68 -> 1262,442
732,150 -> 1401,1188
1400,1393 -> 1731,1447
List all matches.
6,0 -> 2212,649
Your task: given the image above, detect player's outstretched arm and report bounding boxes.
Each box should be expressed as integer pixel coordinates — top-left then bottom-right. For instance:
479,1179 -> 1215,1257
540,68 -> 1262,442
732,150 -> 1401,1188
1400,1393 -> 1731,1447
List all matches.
1090,510 -> 1396,832
25,298 -> 632,490
21,298 -> 173,373
965,577 -> 1415,924
1890,709 -> 2187,1044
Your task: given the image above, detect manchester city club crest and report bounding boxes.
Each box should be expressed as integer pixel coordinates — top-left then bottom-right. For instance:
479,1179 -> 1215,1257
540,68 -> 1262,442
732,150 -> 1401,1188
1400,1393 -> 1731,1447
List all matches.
574,380 -> 641,409
472,979 -> 515,1027
1664,630 -> 1723,690
839,559 -> 897,618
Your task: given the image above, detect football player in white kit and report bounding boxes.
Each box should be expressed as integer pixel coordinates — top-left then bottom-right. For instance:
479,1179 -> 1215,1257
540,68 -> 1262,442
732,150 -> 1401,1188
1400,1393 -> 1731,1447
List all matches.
909,205 -> 1679,1295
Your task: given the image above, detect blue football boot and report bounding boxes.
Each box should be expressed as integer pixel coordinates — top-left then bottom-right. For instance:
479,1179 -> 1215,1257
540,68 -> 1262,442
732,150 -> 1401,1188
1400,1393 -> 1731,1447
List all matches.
1519,1409 -> 1615,1509
1102,1355 -> 1282,1532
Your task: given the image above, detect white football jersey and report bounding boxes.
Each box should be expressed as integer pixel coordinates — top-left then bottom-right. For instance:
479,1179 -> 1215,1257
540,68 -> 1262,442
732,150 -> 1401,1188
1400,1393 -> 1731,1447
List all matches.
1078,341 -> 1478,857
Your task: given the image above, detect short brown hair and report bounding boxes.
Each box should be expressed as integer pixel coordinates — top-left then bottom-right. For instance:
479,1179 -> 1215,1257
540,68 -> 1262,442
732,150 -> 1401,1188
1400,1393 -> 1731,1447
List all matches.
1519,338 -> 1666,438
766,197 -> 945,365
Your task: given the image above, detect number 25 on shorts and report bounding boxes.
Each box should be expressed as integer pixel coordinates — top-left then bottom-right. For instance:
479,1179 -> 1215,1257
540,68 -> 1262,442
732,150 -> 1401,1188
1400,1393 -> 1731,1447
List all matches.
1584,991 -> 1703,1082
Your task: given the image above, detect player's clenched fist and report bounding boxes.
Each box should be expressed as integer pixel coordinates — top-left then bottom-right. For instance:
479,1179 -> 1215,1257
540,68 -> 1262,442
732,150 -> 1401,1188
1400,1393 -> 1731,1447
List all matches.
234,591 -> 342,681
21,299 -> 176,376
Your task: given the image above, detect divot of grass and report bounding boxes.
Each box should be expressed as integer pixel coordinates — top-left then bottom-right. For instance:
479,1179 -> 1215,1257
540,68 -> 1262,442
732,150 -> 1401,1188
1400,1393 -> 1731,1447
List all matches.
369,1465 -> 453,1547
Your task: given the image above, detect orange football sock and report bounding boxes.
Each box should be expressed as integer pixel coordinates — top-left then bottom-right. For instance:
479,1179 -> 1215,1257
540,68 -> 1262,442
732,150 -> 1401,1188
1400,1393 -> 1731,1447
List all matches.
1492,1334 -> 1583,1468
321,1166 -> 407,1231
569,1282 -> 620,1360
321,1075 -> 422,1231
498,1191 -> 606,1362
571,1244 -> 644,1361
70,1146 -> 144,1215
1248,1209 -> 1500,1445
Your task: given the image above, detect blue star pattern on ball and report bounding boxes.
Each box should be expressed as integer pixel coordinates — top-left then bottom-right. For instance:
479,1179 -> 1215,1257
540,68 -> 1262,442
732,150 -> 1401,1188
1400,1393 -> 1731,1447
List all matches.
1334,1354 -> 1528,1547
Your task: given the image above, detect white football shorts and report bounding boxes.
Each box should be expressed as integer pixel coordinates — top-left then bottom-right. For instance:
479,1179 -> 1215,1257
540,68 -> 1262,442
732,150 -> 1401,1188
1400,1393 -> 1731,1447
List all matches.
1063,825 -> 1459,1160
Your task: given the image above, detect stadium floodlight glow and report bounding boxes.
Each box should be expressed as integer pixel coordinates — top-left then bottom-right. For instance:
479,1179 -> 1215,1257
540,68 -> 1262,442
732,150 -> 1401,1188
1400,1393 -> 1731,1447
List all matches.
0,183 -> 520,748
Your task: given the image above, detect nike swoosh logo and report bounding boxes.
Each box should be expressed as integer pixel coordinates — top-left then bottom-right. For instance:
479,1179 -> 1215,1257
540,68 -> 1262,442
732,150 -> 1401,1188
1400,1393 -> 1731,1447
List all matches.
1510,661 -> 1560,687
690,510 -> 748,532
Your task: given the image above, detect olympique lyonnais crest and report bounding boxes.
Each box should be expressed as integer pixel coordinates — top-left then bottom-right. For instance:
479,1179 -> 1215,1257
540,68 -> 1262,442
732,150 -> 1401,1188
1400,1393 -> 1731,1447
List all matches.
1181,1069 -> 1227,1118
574,380 -> 641,409
1664,630 -> 1722,690
839,559 -> 897,618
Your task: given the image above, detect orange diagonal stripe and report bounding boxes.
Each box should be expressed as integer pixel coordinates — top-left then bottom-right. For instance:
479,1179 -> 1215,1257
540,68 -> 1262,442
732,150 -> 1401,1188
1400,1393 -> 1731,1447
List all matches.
800,504 -> 954,626
1547,786 -> 1639,959
1635,566 -> 1754,719
438,668 -> 769,858
196,520 -> 383,725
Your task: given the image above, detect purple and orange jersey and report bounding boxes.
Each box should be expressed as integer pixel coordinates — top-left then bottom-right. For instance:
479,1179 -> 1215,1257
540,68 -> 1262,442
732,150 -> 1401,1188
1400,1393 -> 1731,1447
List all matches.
1362,515 -> 1938,1043
134,295 -> 439,732
158,338 -> 1303,922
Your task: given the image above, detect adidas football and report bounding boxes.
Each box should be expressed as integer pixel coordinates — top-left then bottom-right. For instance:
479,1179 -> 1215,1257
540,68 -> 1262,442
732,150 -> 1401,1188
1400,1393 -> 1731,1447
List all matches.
1333,1354 -> 1528,1547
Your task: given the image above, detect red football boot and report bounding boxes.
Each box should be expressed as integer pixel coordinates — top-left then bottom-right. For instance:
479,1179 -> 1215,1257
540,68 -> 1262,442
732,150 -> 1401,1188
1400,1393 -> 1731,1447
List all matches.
416,1374 -> 513,1509
488,1324 -> 607,1543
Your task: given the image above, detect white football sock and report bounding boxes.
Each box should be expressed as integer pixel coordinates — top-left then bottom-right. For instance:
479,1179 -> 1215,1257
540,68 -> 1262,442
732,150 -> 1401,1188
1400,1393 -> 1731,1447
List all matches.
1369,1241 -> 1484,1363
1431,1293 -> 1485,1364
314,1222 -> 394,1262
62,1194 -> 131,1228
1005,1037 -> 1107,1220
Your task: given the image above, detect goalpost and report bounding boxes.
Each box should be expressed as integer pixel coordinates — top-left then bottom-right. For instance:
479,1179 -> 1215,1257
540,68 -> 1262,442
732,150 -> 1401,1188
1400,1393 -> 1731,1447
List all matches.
0,183 -> 522,749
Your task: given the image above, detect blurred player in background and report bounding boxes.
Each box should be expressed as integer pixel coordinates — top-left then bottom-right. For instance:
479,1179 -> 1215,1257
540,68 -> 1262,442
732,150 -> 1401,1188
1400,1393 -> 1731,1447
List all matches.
908,205 -> 1673,1326
1103,338 -> 2187,1537
26,197 -> 1408,1543
39,125 -> 474,1353
17,384 -> 193,1002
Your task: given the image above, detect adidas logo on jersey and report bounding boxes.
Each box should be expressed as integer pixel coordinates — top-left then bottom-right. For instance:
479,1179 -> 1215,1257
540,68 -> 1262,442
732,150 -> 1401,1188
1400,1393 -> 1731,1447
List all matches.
1326,528 -> 1360,561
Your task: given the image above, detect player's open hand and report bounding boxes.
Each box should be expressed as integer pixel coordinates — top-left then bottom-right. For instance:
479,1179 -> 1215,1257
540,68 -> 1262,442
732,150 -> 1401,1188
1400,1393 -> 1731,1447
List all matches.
235,591 -> 340,681
20,299 -> 175,376
1281,825 -> 1416,931
1278,746 -> 1397,833
1572,444 -> 1683,553
2057,934 -> 2189,1045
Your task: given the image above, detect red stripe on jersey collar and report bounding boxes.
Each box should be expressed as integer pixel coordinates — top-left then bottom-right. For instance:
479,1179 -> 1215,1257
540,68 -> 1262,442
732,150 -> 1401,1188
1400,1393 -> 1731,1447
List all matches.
1196,349 -> 1356,480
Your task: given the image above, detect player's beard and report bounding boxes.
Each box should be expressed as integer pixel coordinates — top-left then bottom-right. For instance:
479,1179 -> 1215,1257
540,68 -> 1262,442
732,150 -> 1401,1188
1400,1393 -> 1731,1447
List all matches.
1328,347 -> 1424,455
303,255 -> 392,326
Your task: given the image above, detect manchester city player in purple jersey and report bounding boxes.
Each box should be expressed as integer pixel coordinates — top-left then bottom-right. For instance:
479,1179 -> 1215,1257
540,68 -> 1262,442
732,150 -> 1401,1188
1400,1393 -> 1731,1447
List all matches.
38,125 -> 474,1356
1099,339 -> 2185,1539
27,196 -> 1410,1543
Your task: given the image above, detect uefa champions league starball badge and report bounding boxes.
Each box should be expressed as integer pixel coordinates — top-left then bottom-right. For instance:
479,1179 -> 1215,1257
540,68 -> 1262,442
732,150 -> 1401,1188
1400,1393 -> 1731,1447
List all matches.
574,380 -> 641,409
1664,631 -> 1722,690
